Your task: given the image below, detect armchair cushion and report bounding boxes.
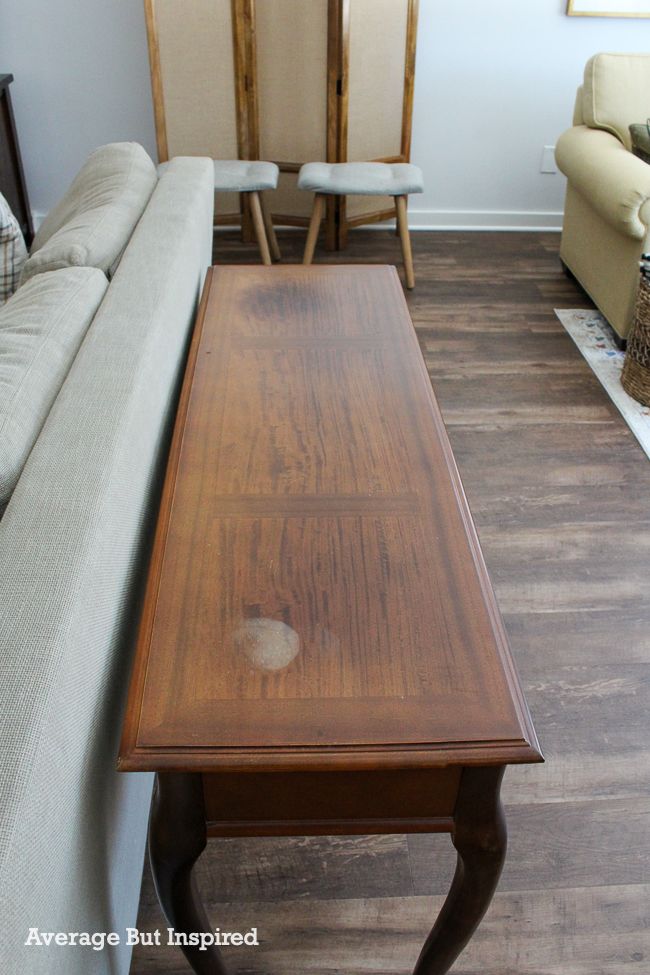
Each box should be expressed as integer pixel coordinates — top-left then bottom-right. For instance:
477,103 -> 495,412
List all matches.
582,53 -> 650,151
556,125 -> 650,240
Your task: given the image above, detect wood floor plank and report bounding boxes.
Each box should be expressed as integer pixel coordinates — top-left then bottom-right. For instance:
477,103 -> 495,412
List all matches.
476,522 -> 650,615
408,798 -> 650,894
427,372 -> 615,413
503,609 -> 650,668
443,422 -> 646,488
138,834 -> 413,909
502,664 -> 650,803
131,886 -> 650,975
130,229 -> 650,974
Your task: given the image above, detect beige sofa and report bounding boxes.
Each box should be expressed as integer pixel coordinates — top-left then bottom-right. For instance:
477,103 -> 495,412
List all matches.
0,145 -> 213,974
556,53 -> 650,341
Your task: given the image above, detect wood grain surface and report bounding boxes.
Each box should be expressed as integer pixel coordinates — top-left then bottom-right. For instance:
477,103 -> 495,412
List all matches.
130,230 -> 650,974
119,264 -> 540,772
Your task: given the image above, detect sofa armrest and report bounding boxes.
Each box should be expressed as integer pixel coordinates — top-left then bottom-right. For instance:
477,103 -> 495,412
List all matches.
556,125 -> 650,240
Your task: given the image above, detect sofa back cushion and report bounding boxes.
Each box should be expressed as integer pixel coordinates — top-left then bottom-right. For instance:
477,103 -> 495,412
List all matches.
21,142 -> 157,283
0,266 -> 108,509
582,53 -> 650,151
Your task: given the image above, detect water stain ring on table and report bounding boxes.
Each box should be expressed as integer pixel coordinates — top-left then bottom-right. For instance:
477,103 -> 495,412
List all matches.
233,618 -> 300,671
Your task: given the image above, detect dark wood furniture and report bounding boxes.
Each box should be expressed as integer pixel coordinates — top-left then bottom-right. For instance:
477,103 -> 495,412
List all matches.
119,265 -> 542,975
0,74 -> 33,246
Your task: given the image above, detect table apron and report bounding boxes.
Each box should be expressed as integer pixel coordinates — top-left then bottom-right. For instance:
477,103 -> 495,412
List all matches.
202,766 -> 461,837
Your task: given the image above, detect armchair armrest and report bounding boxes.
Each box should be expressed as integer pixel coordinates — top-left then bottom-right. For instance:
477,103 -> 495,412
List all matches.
556,125 -> 650,240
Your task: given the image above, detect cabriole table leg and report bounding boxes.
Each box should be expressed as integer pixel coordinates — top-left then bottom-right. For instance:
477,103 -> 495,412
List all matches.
148,772 -> 228,975
412,766 -> 507,975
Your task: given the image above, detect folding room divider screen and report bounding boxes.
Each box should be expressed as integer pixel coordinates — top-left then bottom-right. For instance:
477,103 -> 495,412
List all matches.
144,0 -> 419,248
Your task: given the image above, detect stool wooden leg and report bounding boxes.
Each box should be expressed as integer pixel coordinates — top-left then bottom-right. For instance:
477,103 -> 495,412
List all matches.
249,191 -> 272,266
259,193 -> 281,262
396,194 -> 415,289
240,193 -> 254,244
303,194 -> 326,265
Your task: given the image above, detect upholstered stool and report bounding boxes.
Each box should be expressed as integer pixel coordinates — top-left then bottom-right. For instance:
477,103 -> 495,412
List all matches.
298,161 -> 424,288
158,159 -> 281,265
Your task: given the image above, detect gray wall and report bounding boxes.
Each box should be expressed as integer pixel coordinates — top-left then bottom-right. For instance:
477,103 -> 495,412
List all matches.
0,0 -> 156,216
410,0 -> 649,229
1,0 -> 648,228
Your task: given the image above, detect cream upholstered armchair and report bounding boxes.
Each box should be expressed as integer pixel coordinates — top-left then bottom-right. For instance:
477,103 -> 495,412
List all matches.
556,53 -> 650,342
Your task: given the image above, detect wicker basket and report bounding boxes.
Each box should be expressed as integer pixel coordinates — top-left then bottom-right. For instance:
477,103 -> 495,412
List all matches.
621,272 -> 650,407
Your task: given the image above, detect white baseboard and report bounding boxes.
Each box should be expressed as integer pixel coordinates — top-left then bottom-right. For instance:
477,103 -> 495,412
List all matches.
377,208 -> 564,232
230,209 -> 563,233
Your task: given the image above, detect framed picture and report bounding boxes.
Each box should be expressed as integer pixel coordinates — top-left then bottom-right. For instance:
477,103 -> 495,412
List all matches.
567,0 -> 650,15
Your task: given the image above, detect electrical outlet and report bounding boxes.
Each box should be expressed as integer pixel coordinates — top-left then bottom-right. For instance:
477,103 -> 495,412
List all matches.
540,146 -> 557,174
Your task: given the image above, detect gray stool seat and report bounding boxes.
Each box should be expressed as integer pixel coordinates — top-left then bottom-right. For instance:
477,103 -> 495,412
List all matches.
211,159 -> 279,192
298,161 -> 423,197
157,159 -> 279,191
157,159 -> 280,265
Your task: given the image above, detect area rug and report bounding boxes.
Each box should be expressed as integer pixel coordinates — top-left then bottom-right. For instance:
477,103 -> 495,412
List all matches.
555,308 -> 650,462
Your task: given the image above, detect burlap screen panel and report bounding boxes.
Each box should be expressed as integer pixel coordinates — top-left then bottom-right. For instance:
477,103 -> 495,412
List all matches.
155,0 -> 238,159
346,0 -> 408,220
256,0 -> 328,218
256,0 -> 328,162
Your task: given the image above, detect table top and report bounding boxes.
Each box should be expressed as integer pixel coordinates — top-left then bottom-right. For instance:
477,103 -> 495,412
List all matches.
119,266 -> 541,773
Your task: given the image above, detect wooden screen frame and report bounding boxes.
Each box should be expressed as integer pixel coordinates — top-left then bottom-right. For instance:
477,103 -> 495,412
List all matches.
326,0 -> 419,249
144,0 -> 418,249
144,0 -> 253,232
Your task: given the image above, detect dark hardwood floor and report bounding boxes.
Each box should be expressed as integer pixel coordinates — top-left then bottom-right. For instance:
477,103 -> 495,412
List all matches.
130,229 -> 650,975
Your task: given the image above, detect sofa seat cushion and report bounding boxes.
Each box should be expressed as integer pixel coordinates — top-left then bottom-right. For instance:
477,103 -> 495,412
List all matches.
0,267 -> 108,508
583,53 -> 650,151
21,143 -> 157,284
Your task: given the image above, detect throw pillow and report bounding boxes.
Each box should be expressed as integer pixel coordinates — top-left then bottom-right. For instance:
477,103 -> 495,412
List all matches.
630,122 -> 650,165
0,193 -> 27,303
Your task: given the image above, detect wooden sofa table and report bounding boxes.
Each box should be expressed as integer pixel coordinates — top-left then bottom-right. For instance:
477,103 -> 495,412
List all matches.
119,265 -> 542,975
